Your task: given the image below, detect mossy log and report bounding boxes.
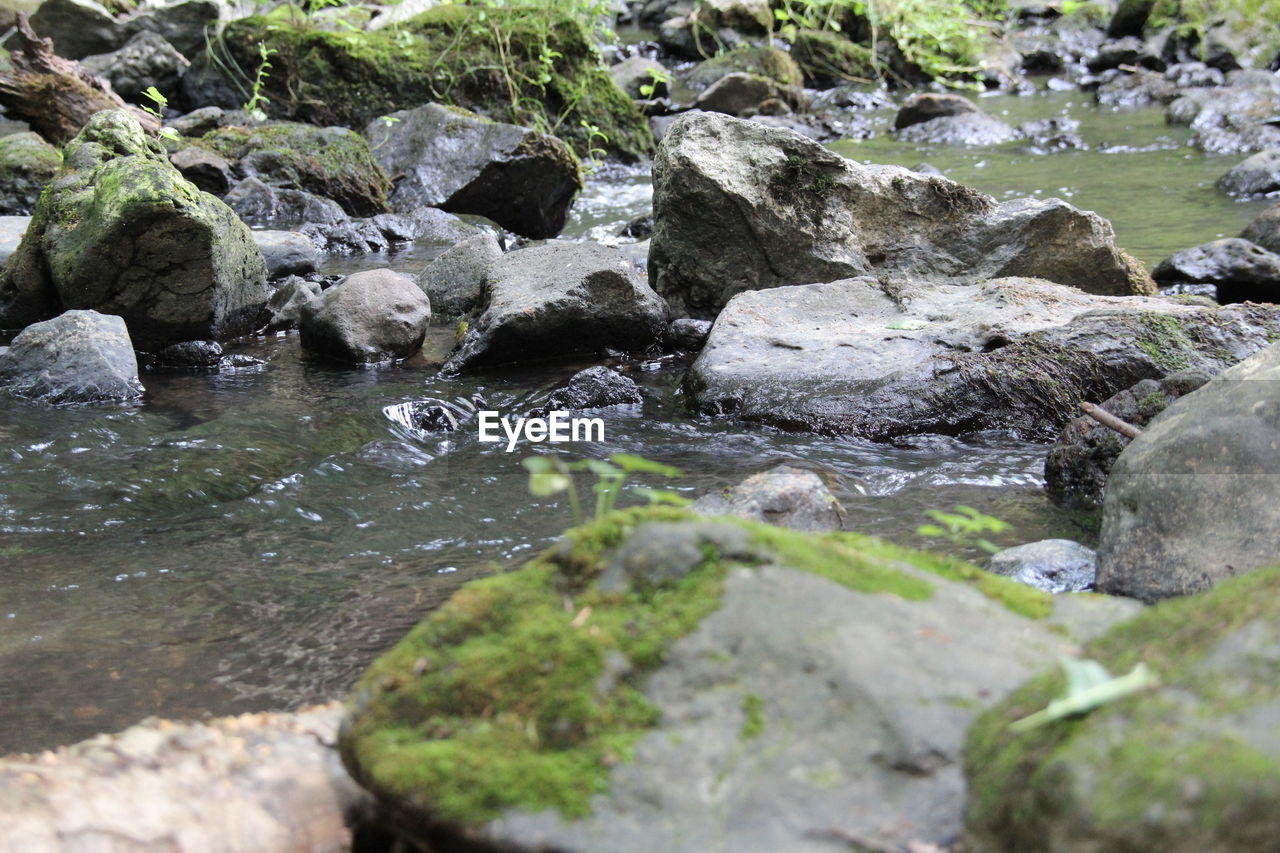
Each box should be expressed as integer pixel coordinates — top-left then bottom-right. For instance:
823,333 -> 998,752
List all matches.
0,13 -> 157,146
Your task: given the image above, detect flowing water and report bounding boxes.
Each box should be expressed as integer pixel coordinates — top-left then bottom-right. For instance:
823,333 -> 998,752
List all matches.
0,90 -> 1269,755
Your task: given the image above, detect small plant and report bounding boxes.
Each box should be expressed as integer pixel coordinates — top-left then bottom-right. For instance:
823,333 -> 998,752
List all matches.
917,505 -> 1010,554
139,87 -> 180,142
522,453 -> 686,524
243,41 -> 277,123
1010,657 -> 1159,732
579,120 -> 608,174
637,65 -> 671,98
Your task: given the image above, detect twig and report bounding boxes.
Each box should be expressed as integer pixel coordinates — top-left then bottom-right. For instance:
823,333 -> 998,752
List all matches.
1080,401 -> 1141,439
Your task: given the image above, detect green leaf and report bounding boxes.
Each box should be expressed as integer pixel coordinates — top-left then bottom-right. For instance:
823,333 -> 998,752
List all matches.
1010,659 -> 1159,733
582,459 -> 623,479
631,487 -> 692,507
916,524 -> 947,537
610,453 -> 682,478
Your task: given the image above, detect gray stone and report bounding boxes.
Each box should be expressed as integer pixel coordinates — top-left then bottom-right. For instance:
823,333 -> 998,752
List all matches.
80,31 -> 190,105
1018,117 -> 1085,153
444,241 -> 669,371
24,0 -> 124,60
169,146 -> 234,196
299,269 -> 431,364
154,339 -> 223,369
1097,342 -> 1280,601
649,112 -> 1152,318
416,232 -> 503,318
1218,149 -> 1280,196
894,92 -> 978,130
610,56 -> 669,99
895,112 -> 1019,146
0,310 -> 142,404
1168,75 -> 1280,154
1241,203 -> 1280,253
252,230 -> 318,279
0,132 -> 61,216
0,215 -> 28,266
0,111 -> 269,348
363,104 -> 581,239
692,73 -> 802,117
170,106 -> 227,138
1164,61 -> 1224,89
987,539 -> 1097,594
225,177 -> 350,229
666,317 -> 711,350
692,464 -> 842,531
1107,0 -> 1155,38
1087,37 -> 1162,72
686,277 -> 1280,440
127,0 -> 222,60
1094,69 -> 1178,107
263,275 -> 320,333
1152,237 -> 1280,304
530,366 -> 642,416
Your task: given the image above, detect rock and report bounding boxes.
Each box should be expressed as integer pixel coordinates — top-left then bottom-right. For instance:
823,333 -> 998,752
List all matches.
1086,36 -> 1163,73
0,110 -> 270,347
0,215 -> 28,266
1168,74 -> 1280,154
790,29 -> 875,88
299,207 -> 483,256
444,241 -> 669,371
80,31 -> 190,106
1094,69 -> 1178,107
340,508 -> 1134,853
692,465 -> 841,531
252,230 -> 318,279
987,540 -> 1096,593
1107,0 -> 1155,38
531,366 -> 642,416
197,122 -> 391,218
1218,149 -> 1280,196
692,73 -> 802,117
127,0 -> 222,60
416,232 -> 503,318
896,112 -> 1019,146
300,269 -> 431,364
666,317 -> 711,350
692,0 -> 772,34
1018,117 -> 1085,153
1044,369 -> 1212,510
24,0 -> 125,60
1241,203 -> 1280,253
299,220 -> 391,255
610,56 -> 669,99
619,213 -> 653,239
153,339 -> 223,369
169,146 -> 234,195
363,104 -> 581,239
686,277 -> 1280,441
1152,237 -> 1280,304
650,112 -> 1154,318
0,704 -> 370,853
1164,61 -> 1224,89
683,45 -> 803,92
263,275 -> 321,332
967,566 -> 1280,852
0,132 -> 60,215
1096,342 -> 1280,601
169,106 -> 226,138
893,93 -> 978,130
0,310 -> 142,404
225,177 -> 350,229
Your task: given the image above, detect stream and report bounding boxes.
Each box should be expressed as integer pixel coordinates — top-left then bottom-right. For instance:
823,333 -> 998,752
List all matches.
0,90 -> 1269,755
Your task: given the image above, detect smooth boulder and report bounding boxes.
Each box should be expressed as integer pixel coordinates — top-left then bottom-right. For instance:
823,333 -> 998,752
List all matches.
81,31 -> 190,105
364,103 -> 581,239
0,132 -> 62,215
1152,237 -> 1280,304
530,365 -> 642,415
1096,342 -> 1280,601
299,270 -> 432,364
650,112 -> 1152,317
0,110 -> 270,347
1241,203 -> 1280,253
1218,149 -> 1280,196
692,465 -> 841,531
987,540 -> 1097,594
415,232 -> 503,318
252,230 -> 318,279
0,310 -> 142,404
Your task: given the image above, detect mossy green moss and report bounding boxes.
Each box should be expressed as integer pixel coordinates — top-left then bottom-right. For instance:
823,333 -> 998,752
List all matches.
965,565 -> 1280,852
790,29 -> 877,86
685,45 -> 804,91
740,693 -> 765,740
1136,313 -> 1195,371
207,8 -> 652,161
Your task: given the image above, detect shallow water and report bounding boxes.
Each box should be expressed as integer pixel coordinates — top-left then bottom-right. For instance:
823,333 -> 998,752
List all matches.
0,90 -> 1262,755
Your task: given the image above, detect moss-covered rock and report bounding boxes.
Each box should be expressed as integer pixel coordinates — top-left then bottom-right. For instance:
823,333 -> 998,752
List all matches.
194,7 -> 652,162
0,132 -> 62,216
0,110 -> 269,346
790,29 -> 877,87
339,506 -> 1136,852
683,44 -> 804,92
194,122 -> 390,218
965,565 -> 1280,853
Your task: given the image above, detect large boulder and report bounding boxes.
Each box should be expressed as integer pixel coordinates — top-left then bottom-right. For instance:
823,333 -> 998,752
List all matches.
1152,237 -> 1280,303
24,0 -> 221,60
966,566 -> 1280,852
692,465 -> 842,532
895,112 -> 1019,146
683,45 -> 804,92
341,508 -> 1136,853
986,540 -> 1096,594
649,112 -> 1153,318
0,110 -> 270,347
444,241 -> 669,371
1218,148 -> 1280,196
252,230 -> 317,279
686,277 -> 1280,440
416,232 -> 503,318
0,132 -> 62,215
1167,72 -> 1280,154
0,309 -> 142,404
299,269 -> 432,364
1241,202 -> 1280,253
80,31 -> 190,107
363,104 -> 581,239
894,93 -> 978,129
1095,342 -> 1280,602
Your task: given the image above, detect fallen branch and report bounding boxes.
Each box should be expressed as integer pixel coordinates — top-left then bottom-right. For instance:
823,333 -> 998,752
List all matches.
0,12 -> 157,146
1080,401 -> 1141,439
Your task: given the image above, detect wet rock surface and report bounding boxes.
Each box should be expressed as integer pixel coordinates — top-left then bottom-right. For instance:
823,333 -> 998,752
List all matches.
300,269 -> 432,364
0,309 -> 143,404
1153,237 -> 1280,304
0,131 -> 62,215
692,464 -> 842,531
530,365 -> 642,415
987,539 -> 1097,593
415,232 -> 504,319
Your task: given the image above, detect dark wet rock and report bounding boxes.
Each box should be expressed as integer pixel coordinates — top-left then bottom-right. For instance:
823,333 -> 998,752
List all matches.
693,0 -> 772,35
619,213 -> 653,240
968,566 -> 1280,853
692,465 -> 841,532
893,93 -> 978,130
1107,0 -> 1155,38
1086,36 -> 1163,73
0,111 -> 269,347
1168,73 -> 1280,154
169,146 -> 234,196
197,123 -> 391,218
299,269 -> 431,364
684,45 -> 803,92
365,207 -> 484,246
225,178 -> 349,229
363,103 -> 580,240
531,366 -> 642,417
692,73 -> 803,117
1218,149 -> 1280,197
1095,69 -> 1178,107
0,216 -> 28,266
896,112 -> 1018,146
987,539 -> 1096,593
444,241 -> 668,371
0,310 -> 142,404
1164,61 -> 1224,89
169,106 -> 226,138
0,132 -> 61,215
299,220 -> 391,255
252,231 -> 318,279
264,276 -> 321,332
1153,238 -> 1280,304
154,339 -> 223,369
791,29 -> 875,88
1096,342 -> 1280,601
0,704 -> 369,853
686,276 -> 1280,441
666,317 -> 711,351
125,0 -> 222,59
341,507 -> 1134,853
610,56 -> 669,99
650,112 -> 1154,318
1018,117 -> 1085,152
1044,369 -> 1211,510
1241,203 -> 1280,253
416,232 -> 503,319
809,85 -> 893,112
23,0 -> 127,59
80,31 -> 189,106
